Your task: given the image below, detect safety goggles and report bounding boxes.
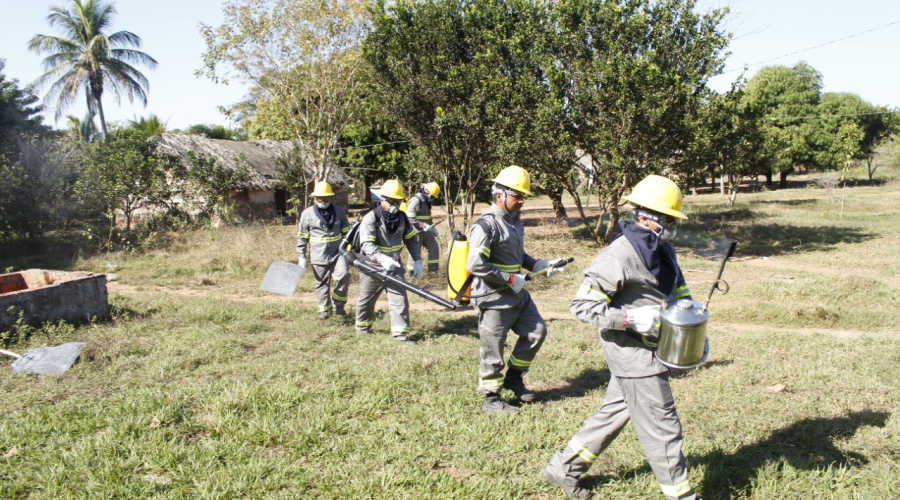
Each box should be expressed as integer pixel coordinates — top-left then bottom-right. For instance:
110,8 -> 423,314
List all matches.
634,209 -> 681,229
382,197 -> 402,206
499,188 -> 525,199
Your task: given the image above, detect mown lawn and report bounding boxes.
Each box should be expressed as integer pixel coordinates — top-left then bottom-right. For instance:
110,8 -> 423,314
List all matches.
2,173 -> 899,498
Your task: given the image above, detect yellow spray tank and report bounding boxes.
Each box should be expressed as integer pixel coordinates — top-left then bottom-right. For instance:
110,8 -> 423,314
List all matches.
446,229 -> 473,305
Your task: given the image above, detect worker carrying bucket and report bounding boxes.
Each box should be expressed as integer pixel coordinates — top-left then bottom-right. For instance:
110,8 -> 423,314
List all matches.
543,174 -> 703,500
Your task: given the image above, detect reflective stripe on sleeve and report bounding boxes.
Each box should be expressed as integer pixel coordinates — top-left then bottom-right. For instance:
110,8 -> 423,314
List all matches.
575,283 -> 611,303
478,245 -> 491,257
376,244 -> 404,253
490,262 -> 522,273
404,229 -> 417,240
675,285 -> 691,298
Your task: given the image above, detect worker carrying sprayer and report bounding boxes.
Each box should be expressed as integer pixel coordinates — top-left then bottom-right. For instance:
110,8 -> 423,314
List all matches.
406,181 -> 442,274
355,180 -> 424,344
466,165 -> 569,413
297,181 -> 351,319
543,174 -> 697,500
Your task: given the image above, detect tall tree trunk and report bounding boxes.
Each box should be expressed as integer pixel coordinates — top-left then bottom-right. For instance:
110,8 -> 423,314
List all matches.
765,171 -> 773,187
92,91 -> 108,137
779,170 -> 788,189
547,186 -> 567,220
603,209 -> 620,244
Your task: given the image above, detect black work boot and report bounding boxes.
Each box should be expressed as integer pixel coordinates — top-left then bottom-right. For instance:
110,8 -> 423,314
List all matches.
334,305 -> 346,316
482,394 -> 518,413
503,369 -> 536,402
542,464 -> 593,499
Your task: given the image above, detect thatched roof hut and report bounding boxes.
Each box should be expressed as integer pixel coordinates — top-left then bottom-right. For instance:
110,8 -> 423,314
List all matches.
155,133 -> 351,189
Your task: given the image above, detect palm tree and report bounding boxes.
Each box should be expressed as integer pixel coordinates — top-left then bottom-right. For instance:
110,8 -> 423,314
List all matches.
28,0 -> 157,137
127,114 -> 168,135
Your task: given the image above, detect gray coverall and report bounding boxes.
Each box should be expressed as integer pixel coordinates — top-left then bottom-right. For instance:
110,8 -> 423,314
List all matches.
406,192 -> 441,272
355,209 -> 421,338
547,224 -> 696,500
296,205 -> 351,314
466,204 -> 547,394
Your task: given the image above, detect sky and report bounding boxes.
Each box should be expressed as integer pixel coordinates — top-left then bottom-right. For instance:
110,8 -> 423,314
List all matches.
1,0 -> 899,132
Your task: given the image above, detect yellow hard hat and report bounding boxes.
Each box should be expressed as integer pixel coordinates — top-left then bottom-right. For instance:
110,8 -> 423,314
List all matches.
378,179 -> 405,200
493,165 -> 533,195
622,175 -> 687,220
310,181 -> 334,197
424,182 -> 441,198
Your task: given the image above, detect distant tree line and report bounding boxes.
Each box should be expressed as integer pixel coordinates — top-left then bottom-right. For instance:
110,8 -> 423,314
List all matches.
204,0 -> 900,242
4,0 -> 900,258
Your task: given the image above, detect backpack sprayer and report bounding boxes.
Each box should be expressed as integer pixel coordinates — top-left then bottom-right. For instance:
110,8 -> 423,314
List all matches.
446,222 -> 573,305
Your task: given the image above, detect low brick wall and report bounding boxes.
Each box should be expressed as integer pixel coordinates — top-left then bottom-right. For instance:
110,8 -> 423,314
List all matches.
0,270 -> 109,330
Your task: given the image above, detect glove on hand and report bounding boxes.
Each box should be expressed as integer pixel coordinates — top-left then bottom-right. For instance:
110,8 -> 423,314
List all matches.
532,259 -> 549,274
626,305 -> 661,334
507,273 -> 527,293
375,254 -> 400,272
297,257 -> 307,270
546,258 -> 567,277
412,260 -> 424,279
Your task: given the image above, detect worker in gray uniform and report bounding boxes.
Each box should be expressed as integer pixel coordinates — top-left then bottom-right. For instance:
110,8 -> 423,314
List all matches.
543,174 -> 696,500
355,179 -> 424,344
405,181 -> 442,273
467,165 -> 566,413
297,181 -> 351,319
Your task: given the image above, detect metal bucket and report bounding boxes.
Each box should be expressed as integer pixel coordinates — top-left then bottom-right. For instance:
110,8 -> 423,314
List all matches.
656,299 -> 709,369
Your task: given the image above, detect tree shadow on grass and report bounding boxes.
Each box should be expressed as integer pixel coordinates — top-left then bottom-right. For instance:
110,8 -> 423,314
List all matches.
428,314 -> 480,339
573,410 -> 888,498
680,222 -> 873,257
537,368 -> 610,402
695,410 -> 890,499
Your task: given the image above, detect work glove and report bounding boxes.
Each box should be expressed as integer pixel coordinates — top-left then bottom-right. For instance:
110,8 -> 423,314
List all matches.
375,254 -> 401,272
412,260 -> 424,279
297,256 -> 307,270
507,273 -> 528,293
545,258 -> 567,277
625,305 -> 661,335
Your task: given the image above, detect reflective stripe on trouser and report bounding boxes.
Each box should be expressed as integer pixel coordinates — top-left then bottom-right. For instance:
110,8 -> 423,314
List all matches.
548,373 -> 696,500
312,259 -> 349,312
355,267 -> 410,337
476,291 -> 546,394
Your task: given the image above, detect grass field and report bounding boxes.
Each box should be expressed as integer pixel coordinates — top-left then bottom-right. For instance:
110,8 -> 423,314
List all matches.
2,172 -> 899,498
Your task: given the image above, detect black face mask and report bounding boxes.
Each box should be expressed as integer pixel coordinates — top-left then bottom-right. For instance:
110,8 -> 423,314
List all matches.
619,221 -> 678,295
380,205 -> 402,233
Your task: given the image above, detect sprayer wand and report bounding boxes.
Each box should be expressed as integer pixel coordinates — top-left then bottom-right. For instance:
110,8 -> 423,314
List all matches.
702,239 -> 737,312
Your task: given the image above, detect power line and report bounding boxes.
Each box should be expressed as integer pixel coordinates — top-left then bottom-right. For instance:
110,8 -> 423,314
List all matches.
720,19 -> 900,76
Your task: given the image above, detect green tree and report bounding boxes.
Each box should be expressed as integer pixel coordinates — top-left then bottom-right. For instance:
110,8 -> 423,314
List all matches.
364,0 -> 546,226
180,152 -> 252,224
815,93 -> 895,182
127,114 -> 168,135
512,0 -> 728,242
199,0 -> 370,181
28,0 -> 157,136
78,128 -> 177,235
742,63 -> 822,188
0,60 -> 51,241
66,114 -> 100,143
183,123 -> 246,141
